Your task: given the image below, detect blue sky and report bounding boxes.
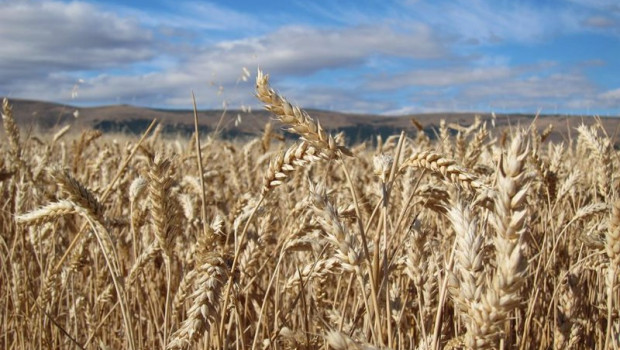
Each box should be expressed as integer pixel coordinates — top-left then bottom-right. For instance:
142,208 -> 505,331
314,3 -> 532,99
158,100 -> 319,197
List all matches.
1,0 -> 619,115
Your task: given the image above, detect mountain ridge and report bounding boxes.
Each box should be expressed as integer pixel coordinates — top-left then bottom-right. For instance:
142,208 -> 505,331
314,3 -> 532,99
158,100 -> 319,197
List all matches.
3,97 -> 618,144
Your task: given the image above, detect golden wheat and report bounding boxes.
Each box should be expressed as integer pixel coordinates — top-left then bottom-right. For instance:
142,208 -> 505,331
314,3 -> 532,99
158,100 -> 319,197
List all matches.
2,74 -> 620,350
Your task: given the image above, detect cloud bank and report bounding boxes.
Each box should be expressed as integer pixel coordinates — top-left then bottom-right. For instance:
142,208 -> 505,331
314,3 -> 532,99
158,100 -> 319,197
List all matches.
0,0 -> 618,115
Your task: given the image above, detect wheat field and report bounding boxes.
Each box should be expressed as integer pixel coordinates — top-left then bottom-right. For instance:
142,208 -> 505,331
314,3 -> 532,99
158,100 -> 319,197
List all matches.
1,71 -> 619,349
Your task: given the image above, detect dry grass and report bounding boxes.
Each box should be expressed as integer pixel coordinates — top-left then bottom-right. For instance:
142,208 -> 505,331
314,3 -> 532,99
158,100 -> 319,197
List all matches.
1,69 -> 620,350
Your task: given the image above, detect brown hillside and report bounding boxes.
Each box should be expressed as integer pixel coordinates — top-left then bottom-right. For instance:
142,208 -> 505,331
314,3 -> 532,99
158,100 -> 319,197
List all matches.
3,98 -> 619,144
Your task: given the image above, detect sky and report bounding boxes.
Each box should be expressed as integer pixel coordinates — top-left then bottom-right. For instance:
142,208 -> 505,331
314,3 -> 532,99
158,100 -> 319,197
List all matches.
1,0 -> 619,116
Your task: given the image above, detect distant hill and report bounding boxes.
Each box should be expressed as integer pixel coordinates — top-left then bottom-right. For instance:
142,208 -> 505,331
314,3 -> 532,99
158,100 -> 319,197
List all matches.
3,98 -> 619,145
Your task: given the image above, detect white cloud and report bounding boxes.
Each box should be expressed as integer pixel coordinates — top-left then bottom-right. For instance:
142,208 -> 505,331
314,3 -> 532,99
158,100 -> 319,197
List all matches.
368,66 -> 514,90
452,72 -> 620,114
381,105 -> 427,116
279,84 -> 397,114
461,73 -> 594,100
599,88 -> 620,109
212,24 -> 444,72
0,1 -> 154,77
367,66 -> 614,115
0,0 -> 158,104
4,19 -> 446,109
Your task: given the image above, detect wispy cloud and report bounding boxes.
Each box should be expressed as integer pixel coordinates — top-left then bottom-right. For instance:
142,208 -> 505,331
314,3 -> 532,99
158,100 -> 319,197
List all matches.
102,1 -> 269,35
409,1 -> 579,44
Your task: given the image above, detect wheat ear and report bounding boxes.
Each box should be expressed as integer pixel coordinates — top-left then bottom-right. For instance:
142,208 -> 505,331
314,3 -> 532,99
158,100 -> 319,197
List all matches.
146,154 -> 182,345
465,132 -> 530,349
400,150 -> 485,191
262,141 -> 321,195
577,124 -> 612,197
255,69 -> 351,159
325,330 -> 381,350
446,199 -> 485,316
15,200 -> 76,226
2,98 -> 22,166
51,167 -> 103,218
605,200 -> 620,349
167,256 -> 227,350
2,98 -> 32,180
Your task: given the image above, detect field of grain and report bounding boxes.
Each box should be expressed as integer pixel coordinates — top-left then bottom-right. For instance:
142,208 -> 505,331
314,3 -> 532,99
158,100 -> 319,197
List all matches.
1,71 -> 619,349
